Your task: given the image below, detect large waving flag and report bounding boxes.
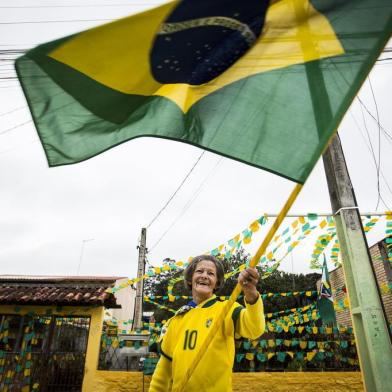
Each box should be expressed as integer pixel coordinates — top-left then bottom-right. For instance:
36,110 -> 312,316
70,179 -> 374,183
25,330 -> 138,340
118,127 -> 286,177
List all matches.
16,0 -> 391,183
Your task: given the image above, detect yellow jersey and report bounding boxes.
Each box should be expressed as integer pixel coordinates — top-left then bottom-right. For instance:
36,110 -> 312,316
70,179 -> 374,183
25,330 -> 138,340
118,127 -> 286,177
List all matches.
149,294 -> 265,392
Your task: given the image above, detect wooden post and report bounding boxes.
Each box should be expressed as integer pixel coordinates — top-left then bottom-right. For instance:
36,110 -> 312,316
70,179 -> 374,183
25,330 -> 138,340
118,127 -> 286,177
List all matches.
134,228 -> 147,330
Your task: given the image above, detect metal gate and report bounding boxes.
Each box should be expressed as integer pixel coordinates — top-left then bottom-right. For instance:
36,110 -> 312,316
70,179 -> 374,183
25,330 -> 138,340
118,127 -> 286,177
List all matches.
0,314 -> 90,391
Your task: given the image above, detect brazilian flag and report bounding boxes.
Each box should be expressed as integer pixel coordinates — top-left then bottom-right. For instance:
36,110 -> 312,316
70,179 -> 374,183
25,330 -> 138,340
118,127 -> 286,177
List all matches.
16,0 -> 392,183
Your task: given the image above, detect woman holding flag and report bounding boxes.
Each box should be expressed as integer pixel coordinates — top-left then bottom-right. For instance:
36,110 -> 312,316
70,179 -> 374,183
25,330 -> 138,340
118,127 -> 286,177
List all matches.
149,255 -> 265,391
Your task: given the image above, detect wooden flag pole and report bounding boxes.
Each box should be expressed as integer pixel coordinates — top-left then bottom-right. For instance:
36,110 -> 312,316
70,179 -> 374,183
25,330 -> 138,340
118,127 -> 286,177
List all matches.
174,183 -> 303,392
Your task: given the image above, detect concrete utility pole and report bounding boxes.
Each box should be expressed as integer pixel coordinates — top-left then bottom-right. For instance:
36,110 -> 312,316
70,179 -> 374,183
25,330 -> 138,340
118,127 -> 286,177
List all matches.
133,227 -> 147,330
323,135 -> 392,392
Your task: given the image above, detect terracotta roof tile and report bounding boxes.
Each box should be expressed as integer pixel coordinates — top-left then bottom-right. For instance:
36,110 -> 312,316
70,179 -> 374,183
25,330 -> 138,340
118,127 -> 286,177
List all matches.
0,275 -> 121,308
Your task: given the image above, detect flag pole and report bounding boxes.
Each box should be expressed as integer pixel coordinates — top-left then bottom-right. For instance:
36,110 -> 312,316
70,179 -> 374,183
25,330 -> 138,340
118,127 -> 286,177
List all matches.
175,182 -> 303,392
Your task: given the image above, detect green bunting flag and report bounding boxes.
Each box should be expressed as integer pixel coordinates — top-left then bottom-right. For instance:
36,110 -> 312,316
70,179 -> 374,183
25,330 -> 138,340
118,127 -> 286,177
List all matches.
317,255 -> 337,325
16,0 -> 392,183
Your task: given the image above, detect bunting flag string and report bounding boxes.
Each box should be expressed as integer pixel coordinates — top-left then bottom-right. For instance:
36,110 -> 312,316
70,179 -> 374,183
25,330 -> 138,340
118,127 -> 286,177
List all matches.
265,303 -> 315,320
209,215 -> 268,258
167,276 -> 184,302
143,298 -> 177,315
239,336 -> 356,350
363,216 -> 380,232
107,260 -> 187,294
261,219 -> 321,277
265,308 -> 320,333
235,350 -> 359,365
143,290 -> 317,301
166,216 -> 324,298
104,318 -> 162,335
329,237 -> 340,265
143,298 -> 318,326
101,334 -> 150,350
260,214 -> 321,265
334,298 -> 350,313
109,213 -> 318,295
386,211 -> 392,263
215,214 -> 312,263
310,215 -> 381,269
234,326 -> 359,365
107,213 -> 388,294
102,309 -> 391,343
310,235 -> 335,269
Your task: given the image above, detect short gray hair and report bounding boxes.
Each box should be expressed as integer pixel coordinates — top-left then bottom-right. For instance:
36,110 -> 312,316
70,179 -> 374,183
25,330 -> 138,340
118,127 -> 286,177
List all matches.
184,255 -> 225,292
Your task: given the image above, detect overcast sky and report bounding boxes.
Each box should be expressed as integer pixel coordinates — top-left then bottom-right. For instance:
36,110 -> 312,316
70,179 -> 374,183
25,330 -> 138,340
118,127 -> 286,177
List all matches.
1,1 -> 391,281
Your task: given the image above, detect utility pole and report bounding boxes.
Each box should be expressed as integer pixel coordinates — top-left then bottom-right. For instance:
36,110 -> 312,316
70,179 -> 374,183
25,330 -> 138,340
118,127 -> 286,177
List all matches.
323,135 -> 392,392
133,227 -> 147,330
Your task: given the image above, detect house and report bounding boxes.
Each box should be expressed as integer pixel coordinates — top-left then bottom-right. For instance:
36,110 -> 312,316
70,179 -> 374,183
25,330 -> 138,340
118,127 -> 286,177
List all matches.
0,275 -> 123,392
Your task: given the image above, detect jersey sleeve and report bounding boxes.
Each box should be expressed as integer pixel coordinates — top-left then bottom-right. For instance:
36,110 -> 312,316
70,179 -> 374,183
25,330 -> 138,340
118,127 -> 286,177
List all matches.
159,316 -> 177,360
149,317 -> 177,391
235,294 -> 265,339
148,355 -> 172,392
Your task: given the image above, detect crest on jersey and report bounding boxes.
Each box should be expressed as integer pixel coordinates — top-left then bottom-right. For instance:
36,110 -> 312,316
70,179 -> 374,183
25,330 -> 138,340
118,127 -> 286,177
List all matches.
205,318 -> 213,328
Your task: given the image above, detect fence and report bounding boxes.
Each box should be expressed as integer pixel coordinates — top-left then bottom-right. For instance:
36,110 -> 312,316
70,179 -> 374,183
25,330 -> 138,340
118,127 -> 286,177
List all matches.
0,314 -> 90,391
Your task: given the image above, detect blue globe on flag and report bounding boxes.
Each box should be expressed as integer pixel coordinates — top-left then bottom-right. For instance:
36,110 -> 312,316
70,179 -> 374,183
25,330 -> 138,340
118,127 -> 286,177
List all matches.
150,0 -> 269,85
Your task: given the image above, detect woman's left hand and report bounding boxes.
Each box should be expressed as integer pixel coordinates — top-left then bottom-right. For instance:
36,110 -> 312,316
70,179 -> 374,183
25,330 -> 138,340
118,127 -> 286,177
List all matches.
238,267 -> 260,304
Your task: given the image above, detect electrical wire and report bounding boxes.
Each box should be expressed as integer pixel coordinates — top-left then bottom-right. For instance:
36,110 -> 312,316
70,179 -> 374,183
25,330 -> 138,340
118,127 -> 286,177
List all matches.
327,58 -> 392,210
357,97 -> 392,145
146,151 -> 206,229
356,104 -> 392,210
349,107 -> 392,199
0,3 -> 162,9
0,120 -> 33,135
0,19 -> 114,25
149,156 -> 223,252
0,139 -> 39,155
0,105 -> 27,117
367,76 -> 382,210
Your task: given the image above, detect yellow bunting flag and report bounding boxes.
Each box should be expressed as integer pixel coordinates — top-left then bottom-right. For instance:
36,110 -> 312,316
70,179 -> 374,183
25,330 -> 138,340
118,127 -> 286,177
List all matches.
246,353 -> 255,361
306,352 -> 316,361
319,219 -> 327,229
250,220 -> 260,232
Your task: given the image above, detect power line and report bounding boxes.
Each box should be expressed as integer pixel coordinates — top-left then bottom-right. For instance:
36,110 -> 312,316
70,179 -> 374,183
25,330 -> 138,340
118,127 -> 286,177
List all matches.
146,151 -> 206,229
356,97 -> 392,144
0,120 -> 32,135
0,3 -> 161,9
0,105 -> 27,117
0,138 -> 39,155
352,104 -> 392,210
0,19 -> 113,25
327,56 -> 392,207
367,76 -> 382,210
149,156 -> 223,252
351,109 -> 391,196
327,58 -> 392,143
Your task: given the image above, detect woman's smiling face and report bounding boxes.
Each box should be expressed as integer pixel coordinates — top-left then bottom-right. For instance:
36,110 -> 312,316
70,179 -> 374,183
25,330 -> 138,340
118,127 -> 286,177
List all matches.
191,260 -> 218,301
